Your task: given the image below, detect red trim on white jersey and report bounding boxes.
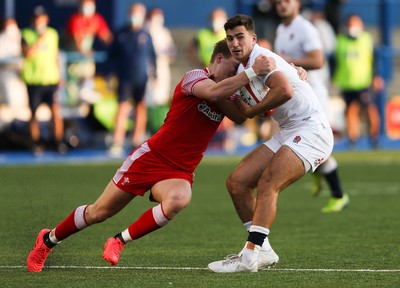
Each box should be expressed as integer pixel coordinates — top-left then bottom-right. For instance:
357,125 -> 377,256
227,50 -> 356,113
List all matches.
244,83 -> 261,104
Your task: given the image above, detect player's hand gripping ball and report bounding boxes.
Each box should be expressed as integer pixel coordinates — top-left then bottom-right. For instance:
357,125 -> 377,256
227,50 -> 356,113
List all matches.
239,77 -> 274,117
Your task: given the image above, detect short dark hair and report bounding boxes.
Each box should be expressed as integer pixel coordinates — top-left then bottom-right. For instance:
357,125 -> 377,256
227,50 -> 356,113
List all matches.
224,14 -> 255,33
210,39 -> 231,63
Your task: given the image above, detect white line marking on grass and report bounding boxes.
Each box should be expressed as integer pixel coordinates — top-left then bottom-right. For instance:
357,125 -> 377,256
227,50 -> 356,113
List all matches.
2,265 -> 400,273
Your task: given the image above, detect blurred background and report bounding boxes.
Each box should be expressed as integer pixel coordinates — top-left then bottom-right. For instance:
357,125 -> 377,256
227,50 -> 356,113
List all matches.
0,0 -> 399,163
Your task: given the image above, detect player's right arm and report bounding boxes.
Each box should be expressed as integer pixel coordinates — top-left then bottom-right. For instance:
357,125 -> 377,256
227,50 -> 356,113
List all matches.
192,55 -> 275,103
236,70 -> 293,119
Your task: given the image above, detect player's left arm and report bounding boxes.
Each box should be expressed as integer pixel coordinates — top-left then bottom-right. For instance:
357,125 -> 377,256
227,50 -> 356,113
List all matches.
236,71 -> 293,118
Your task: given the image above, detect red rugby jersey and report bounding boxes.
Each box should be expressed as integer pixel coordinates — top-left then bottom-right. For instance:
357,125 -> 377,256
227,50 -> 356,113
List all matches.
147,68 -> 224,172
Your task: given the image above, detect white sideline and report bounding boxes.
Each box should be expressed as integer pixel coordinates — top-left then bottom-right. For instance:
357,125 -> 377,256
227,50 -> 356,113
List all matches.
1,265 -> 400,273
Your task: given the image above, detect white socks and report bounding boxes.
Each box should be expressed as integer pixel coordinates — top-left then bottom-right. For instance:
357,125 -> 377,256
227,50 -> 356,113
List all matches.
241,223 -> 272,266
242,241 -> 261,266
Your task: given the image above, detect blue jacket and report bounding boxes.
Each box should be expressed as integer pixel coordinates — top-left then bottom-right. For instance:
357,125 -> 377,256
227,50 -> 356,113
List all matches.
108,25 -> 156,84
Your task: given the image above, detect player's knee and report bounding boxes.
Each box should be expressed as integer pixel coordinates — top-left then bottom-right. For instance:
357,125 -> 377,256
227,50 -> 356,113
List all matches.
164,191 -> 191,215
226,173 -> 242,196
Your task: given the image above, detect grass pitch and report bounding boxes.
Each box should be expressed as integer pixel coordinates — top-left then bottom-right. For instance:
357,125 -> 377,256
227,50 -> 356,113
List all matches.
1,150 -> 400,287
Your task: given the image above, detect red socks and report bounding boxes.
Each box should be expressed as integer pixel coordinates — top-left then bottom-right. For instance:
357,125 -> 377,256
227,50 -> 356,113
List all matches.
124,204 -> 170,242
52,204 -> 170,243
54,205 -> 88,241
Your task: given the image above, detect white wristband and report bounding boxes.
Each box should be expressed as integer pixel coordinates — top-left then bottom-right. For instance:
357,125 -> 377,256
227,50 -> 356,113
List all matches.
244,67 -> 257,80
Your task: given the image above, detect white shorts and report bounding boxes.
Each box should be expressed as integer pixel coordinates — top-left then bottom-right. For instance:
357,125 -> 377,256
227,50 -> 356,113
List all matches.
264,121 -> 334,173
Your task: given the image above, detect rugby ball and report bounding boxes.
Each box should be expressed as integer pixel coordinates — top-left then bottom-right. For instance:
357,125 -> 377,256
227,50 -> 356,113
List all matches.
239,77 -> 274,117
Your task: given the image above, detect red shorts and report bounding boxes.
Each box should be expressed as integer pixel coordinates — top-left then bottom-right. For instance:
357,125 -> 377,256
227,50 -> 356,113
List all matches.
112,142 -> 194,196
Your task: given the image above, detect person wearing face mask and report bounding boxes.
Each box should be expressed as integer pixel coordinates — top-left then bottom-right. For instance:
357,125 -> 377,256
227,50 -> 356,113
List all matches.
187,8 -> 228,68
144,8 -> 176,136
0,17 -> 26,119
66,0 -> 112,54
21,6 -> 66,155
333,14 -> 384,149
107,3 -> 157,157
64,0 -> 112,105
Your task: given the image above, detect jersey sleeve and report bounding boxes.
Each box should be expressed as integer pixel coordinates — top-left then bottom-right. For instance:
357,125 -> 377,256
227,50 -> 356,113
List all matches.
181,69 -> 209,96
302,23 -> 323,52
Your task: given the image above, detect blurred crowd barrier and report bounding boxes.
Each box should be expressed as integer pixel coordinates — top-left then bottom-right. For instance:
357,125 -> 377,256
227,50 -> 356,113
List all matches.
1,29 -> 400,153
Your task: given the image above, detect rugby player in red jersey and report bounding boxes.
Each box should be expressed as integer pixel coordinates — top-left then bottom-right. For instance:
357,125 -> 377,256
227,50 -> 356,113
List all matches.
26,40 -> 277,272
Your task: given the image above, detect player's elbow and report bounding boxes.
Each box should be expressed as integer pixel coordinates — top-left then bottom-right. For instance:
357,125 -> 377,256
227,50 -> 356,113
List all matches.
313,57 -> 324,69
307,51 -> 325,69
232,114 -> 247,124
279,85 -> 294,102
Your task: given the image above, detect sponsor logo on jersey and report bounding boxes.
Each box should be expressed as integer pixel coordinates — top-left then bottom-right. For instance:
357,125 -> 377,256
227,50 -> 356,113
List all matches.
198,101 -> 223,122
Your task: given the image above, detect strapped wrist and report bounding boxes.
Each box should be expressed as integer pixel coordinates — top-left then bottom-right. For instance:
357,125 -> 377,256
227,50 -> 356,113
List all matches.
245,67 -> 257,80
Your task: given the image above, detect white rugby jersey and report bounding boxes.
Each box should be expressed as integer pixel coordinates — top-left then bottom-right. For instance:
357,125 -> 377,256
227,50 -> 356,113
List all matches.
274,15 -> 329,111
237,44 -> 329,129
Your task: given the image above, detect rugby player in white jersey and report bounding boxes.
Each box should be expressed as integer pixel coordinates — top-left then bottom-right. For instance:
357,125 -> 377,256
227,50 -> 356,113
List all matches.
274,0 -> 349,213
208,14 -> 334,273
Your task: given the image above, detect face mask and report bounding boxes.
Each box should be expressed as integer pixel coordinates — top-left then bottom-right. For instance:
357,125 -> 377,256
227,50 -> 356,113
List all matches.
348,26 -> 362,38
212,18 -> 225,32
82,3 -> 96,17
130,14 -> 145,28
35,24 -> 47,35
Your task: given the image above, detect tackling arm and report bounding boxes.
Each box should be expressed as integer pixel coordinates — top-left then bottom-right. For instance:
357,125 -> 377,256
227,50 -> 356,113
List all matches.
193,55 -> 276,103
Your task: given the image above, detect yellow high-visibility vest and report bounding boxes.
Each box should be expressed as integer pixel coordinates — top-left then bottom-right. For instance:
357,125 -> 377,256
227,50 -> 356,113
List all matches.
333,32 -> 373,90
196,28 -> 226,66
21,27 -> 60,85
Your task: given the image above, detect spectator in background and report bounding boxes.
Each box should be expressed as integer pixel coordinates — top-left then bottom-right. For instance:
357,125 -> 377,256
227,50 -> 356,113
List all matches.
66,0 -> 112,55
108,3 -> 157,157
186,7 -> 228,67
333,14 -> 384,148
64,0 -> 112,104
145,8 -> 176,135
0,17 -> 27,133
21,6 -> 66,154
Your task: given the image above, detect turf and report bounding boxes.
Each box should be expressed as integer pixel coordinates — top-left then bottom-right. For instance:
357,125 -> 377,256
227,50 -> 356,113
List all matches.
1,150 -> 400,287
